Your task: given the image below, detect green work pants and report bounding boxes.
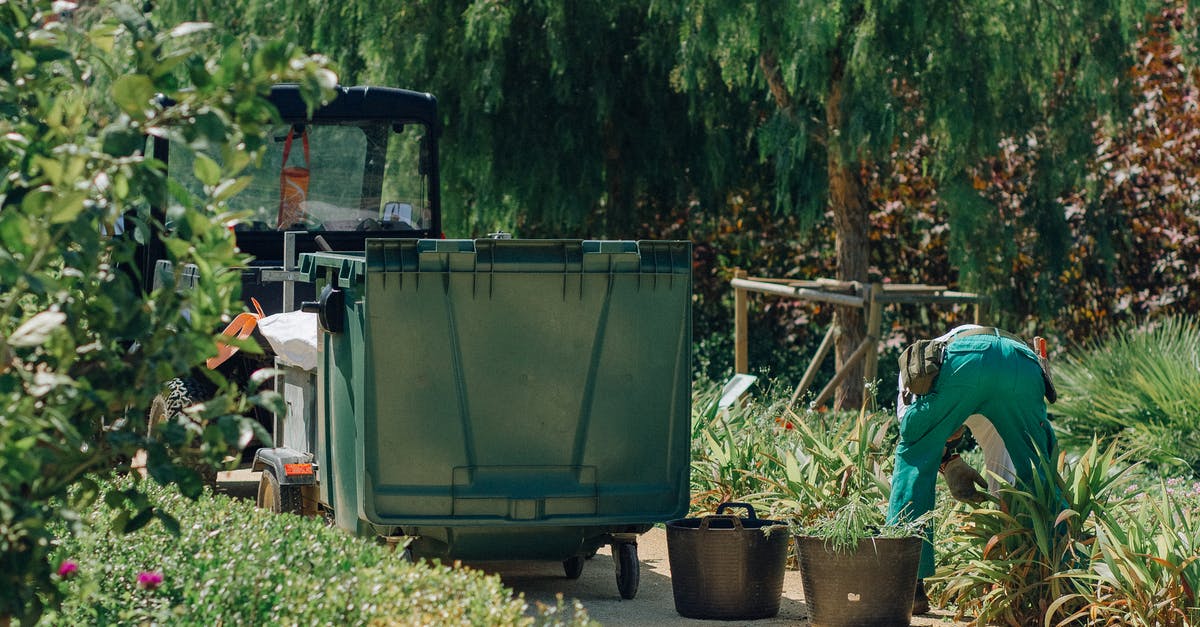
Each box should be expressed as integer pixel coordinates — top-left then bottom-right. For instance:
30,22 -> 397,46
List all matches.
886,334 -> 1056,578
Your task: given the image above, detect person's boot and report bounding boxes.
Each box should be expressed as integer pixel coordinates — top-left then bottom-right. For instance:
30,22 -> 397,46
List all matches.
912,579 -> 930,615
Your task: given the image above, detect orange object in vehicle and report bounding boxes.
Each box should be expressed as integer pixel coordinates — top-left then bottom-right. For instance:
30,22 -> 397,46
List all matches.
207,298 -> 265,369
277,127 -> 310,229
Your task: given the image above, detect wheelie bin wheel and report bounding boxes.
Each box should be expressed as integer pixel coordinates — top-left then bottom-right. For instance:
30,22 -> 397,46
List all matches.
563,555 -> 585,579
613,542 -> 639,599
256,467 -> 303,515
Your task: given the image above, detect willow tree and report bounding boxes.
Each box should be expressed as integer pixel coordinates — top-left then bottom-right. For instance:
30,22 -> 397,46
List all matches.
154,0 -> 757,238
668,0 -> 1147,407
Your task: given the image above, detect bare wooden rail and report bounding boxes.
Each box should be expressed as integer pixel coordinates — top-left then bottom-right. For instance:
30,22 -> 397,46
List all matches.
731,273 -> 990,410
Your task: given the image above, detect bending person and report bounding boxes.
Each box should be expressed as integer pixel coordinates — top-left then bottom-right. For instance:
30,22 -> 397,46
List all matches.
887,324 -> 1057,615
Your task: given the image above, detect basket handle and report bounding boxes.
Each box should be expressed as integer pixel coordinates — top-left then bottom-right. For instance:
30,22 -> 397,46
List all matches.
715,501 -> 759,520
698,514 -> 744,531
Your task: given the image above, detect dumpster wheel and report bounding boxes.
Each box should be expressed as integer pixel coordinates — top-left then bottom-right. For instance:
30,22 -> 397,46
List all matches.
257,467 -> 303,515
612,542 -> 639,599
563,555 -> 585,579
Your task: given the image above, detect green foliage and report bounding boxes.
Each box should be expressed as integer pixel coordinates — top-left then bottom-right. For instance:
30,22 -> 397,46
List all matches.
764,407 -> 895,527
936,441 -> 1135,626
800,495 -> 927,555
41,479 -> 593,626
688,378 -> 896,523
688,379 -> 788,513
1054,315 -> 1200,475
1057,480 -> 1200,626
153,0 -> 758,239
0,1 -> 335,621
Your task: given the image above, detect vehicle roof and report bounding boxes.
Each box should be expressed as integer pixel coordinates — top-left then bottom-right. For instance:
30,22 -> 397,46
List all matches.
270,84 -> 439,129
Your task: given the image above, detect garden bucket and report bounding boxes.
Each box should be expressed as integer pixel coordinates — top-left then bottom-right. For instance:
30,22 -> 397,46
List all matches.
795,535 -> 922,627
666,502 -> 790,620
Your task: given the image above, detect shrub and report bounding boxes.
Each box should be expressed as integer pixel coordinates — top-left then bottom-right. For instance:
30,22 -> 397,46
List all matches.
0,1 -> 335,621
42,479 -> 593,626
689,378 -> 896,523
688,378 -> 790,513
762,407 -> 895,527
935,442 -> 1135,625
1061,480 -> 1200,626
1053,315 -> 1200,475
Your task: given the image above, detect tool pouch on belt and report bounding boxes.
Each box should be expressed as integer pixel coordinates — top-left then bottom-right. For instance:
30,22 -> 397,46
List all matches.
277,127 -> 310,229
898,339 -> 947,396
1033,336 -> 1057,404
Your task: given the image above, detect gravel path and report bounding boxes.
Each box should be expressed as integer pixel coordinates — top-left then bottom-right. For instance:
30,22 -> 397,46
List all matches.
465,526 -> 969,626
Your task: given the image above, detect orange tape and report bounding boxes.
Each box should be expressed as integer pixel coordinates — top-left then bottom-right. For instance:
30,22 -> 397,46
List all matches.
207,298 -> 265,369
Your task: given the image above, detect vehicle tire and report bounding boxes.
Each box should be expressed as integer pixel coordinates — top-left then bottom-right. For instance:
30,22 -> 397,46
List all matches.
563,555 -> 585,579
613,542 -> 639,599
147,377 -> 217,486
147,377 -> 212,432
256,467 -> 304,515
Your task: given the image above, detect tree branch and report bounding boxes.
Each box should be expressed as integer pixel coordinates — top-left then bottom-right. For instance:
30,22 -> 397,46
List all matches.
759,50 -> 826,146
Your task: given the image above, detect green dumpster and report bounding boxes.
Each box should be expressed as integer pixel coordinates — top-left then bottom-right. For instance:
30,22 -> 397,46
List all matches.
299,238 -> 691,598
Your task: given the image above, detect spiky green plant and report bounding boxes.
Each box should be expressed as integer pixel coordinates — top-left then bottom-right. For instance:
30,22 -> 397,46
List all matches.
760,406 -> 895,526
800,494 -> 928,554
936,441 -> 1134,626
1054,316 -> 1200,475
1051,481 -> 1200,626
688,379 -> 790,514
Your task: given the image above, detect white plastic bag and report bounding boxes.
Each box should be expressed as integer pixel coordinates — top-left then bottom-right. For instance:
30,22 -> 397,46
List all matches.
257,310 -> 319,371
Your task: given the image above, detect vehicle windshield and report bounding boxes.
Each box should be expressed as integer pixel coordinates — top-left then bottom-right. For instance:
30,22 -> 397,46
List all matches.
168,121 -> 431,232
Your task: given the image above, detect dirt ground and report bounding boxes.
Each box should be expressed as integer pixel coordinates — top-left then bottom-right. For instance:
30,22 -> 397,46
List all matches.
218,471 -> 969,626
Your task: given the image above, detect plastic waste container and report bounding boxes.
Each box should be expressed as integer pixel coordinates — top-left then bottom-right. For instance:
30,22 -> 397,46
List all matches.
298,238 -> 692,598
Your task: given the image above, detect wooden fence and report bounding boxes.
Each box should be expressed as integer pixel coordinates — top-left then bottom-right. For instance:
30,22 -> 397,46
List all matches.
731,270 -> 989,409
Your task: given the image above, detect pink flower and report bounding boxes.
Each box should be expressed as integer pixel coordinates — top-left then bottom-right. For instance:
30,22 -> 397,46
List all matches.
137,571 -> 164,590
56,560 -> 78,578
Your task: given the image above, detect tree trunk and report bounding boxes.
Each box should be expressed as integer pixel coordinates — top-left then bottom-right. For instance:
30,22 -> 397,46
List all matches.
826,74 -> 869,411
602,117 -> 628,235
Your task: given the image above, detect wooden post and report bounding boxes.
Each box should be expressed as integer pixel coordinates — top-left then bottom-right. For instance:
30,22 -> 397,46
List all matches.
862,282 -> 883,408
973,297 -> 990,325
812,336 -> 873,408
789,324 -> 837,409
734,269 -> 749,374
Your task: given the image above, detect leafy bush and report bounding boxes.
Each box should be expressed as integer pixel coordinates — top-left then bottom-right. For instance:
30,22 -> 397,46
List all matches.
0,1 -> 335,621
1053,315 -> 1200,475
42,479 -> 592,626
936,442 -> 1135,625
688,379 -> 790,513
689,378 -> 896,523
1064,480 -> 1200,626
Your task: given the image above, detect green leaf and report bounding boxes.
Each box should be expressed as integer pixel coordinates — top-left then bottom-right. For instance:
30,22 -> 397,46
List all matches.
34,156 -> 62,185
213,176 -> 251,202
111,74 -> 156,117
193,154 -> 221,187
9,310 -> 66,347
49,190 -> 89,224
101,126 -> 143,157
167,22 -> 213,39
89,22 -> 120,53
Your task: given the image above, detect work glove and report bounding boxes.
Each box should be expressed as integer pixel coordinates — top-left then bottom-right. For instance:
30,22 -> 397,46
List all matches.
940,455 -> 987,503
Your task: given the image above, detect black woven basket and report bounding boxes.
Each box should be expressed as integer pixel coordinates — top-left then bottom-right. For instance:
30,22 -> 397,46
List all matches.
666,502 -> 790,620
795,535 -> 922,627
